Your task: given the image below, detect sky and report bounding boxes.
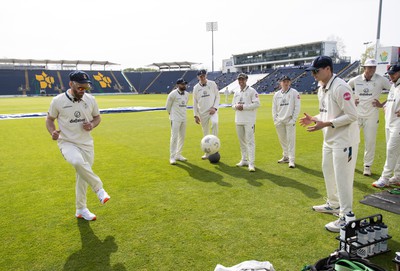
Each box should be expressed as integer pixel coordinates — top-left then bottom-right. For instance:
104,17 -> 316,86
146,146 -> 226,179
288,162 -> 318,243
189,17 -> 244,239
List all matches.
1,0 -> 399,71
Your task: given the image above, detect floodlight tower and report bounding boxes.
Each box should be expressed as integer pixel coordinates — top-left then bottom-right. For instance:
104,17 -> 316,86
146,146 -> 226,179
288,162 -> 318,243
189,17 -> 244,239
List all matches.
375,0 -> 382,59
206,22 -> 218,72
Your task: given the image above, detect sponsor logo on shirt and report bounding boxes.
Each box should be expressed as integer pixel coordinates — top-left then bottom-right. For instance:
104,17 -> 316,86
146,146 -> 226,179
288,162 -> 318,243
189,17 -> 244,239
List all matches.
201,90 -> 210,98
359,88 -> 372,96
70,111 -> 85,123
343,92 -> 351,101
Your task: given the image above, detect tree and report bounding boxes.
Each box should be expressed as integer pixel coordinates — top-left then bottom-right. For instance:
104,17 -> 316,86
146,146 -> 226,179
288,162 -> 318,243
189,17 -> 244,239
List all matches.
360,44 -> 375,66
327,35 -> 346,57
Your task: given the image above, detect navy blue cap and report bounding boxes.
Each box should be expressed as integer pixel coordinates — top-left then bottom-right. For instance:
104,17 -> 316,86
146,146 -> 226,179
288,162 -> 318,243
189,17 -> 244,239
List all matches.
306,56 -> 333,71
197,69 -> 207,76
237,73 -> 248,79
69,70 -> 91,84
279,75 -> 291,81
387,64 -> 400,75
176,78 -> 187,84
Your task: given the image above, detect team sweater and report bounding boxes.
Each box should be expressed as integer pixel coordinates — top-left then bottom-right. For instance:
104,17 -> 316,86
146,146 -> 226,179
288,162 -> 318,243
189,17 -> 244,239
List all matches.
348,73 -> 391,118
272,87 -> 301,125
315,74 -> 359,148
384,78 -> 400,131
165,89 -> 189,122
232,85 -> 260,124
48,91 -> 99,148
193,80 -> 220,117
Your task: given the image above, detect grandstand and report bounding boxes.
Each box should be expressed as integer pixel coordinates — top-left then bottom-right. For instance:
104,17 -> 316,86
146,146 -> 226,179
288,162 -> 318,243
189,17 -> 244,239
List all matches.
0,42 -> 361,96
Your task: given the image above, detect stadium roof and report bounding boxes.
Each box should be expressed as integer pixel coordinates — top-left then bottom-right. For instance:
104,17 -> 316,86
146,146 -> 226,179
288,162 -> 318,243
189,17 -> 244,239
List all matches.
147,61 -> 199,70
0,58 -> 119,69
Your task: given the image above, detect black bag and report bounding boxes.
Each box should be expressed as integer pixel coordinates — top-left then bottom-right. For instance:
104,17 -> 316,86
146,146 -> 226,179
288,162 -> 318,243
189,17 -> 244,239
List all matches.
302,250 -> 387,271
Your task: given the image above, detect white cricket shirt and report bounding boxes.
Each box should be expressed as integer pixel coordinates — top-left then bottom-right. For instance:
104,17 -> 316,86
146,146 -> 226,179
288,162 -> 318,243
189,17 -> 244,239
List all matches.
315,75 -> 359,148
272,87 -> 301,125
232,85 -> 260,124
193,80 -> 220,117
48,90 -> 100,148
165,89 -> 189,122
348,73 -> 391,118
384,78 -> 400,131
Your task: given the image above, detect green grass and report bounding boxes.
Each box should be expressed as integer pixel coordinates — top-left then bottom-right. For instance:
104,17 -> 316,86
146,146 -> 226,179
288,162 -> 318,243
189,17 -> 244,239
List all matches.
0,94 -> 398,271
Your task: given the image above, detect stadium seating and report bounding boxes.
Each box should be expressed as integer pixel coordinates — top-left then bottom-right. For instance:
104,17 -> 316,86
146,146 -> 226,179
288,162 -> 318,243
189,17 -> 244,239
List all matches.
0,61 -> 358,96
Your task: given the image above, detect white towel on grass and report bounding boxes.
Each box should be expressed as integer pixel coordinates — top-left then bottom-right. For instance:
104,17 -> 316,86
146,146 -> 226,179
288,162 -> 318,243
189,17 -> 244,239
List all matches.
214,260 -> 275,271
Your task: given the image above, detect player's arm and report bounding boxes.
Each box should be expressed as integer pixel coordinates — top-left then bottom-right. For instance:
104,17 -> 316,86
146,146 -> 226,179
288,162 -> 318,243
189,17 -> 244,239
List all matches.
46,115 -> 60,140
243,90 -> 260,110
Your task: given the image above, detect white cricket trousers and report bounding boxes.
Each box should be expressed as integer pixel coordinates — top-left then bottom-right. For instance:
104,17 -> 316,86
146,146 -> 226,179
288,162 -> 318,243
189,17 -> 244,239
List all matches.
381,128 -> 400,178
170,120 -> 186,159
275,123 -> 296,162
358,113 -> 379,167
322,144 -> 358,216
236,123 -> 256,164
59,141 -> 103,210
200,113 -> 218,136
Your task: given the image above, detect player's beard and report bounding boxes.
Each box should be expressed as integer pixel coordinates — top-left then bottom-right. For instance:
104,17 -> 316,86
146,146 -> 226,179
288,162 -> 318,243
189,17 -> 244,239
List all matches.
72,88 -> 84,101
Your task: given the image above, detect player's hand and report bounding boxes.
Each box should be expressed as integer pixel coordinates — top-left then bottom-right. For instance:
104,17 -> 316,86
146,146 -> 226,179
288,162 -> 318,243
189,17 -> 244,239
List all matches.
372,99 -> 383,108
235,104 -> 243,111
355,98 -> 360,106
194,116 -> 201,124
83,121 -> 93,131
395,110 -> 400,117
299,113 -> 314,127
209,107 -> 217,115
51,130 -> 60,140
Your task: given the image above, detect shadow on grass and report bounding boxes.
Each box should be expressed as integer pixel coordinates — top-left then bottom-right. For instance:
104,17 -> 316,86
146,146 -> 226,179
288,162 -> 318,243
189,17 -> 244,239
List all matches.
215,162 -> 322,198
295,163 -> 324,178
63,219 -> 126,271
175,161 -> 233,187
354,168 -> 381,194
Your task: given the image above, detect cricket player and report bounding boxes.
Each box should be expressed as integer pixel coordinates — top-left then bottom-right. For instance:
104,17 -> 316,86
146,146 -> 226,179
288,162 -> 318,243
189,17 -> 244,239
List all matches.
348,58 -> 391,176
300,56 -> 359,232
193,69 -> 220,159
272,75 -> 301,168
232,73 -> 260,172
46,70 -> 110,221
166,78 -> 189,165
372,64 -> 400,188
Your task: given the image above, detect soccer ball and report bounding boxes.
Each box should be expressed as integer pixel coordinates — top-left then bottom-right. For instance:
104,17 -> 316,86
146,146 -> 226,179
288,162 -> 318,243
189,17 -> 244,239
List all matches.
208,152 -> 220,163
201,135 -> 220,155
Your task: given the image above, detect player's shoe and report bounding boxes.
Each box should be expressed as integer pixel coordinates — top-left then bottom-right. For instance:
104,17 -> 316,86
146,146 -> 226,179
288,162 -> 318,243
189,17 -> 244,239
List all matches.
372,177 -> 390,188
201,153 -> 208,160
175,155 -> 187,162
289,161 -> 295,168
312,201 -> 340,214
325,216 -> 346,233
96,188 -> 110,204
236,160 -> 249,167
363,166 -> 371,176
277,156 -> 289,163
248,164 -> 255,172
170,158 -> 177,165
76,208 -> 96,221
389,176 -> 400,186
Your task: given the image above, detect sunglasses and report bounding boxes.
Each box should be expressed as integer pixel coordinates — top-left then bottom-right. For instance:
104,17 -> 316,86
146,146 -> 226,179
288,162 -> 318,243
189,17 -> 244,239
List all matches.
311,69 -> 320,75
73,82 -> 91,91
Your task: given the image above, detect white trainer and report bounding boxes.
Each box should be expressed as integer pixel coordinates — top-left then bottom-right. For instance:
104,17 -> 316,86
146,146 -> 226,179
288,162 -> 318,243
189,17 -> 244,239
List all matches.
289,162 -> 295,168
175,155 -> 187,161
248,164 -> 255,172
236,160 -> 249,167
278,157 -> 289,163
325,217 -> 346,232
76,208 -> 96,221
170,158 -> 177,165
372,177 -> 390,188
96,188 -> 110,204
389,176 -> 400,186
363,166 -> 371,176
312,201 -> 340,214
201,153 -> 208,160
